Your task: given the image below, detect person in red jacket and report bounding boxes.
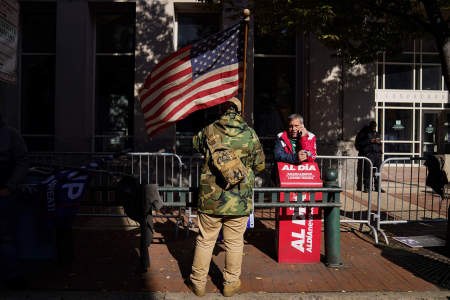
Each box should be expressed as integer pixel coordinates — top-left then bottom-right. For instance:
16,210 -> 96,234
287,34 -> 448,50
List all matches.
274,114 -> 317,164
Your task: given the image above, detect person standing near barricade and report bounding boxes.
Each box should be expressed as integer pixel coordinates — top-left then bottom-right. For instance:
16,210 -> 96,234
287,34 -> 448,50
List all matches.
0,112 -> 29,289
274,114 -> 317,165
188,97 -> 265,297
355,121 -> 385,193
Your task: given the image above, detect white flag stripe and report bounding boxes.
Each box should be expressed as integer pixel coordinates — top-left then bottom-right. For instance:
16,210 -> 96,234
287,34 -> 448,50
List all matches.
144,72 -> 238,126
168,85 -> 238,122
146,86 -> 238,135
141,72 -> 192,110
143,63 -> 238,120
150,49 -> 191,79
146,60 -> 191,94
143,62 -> 237,113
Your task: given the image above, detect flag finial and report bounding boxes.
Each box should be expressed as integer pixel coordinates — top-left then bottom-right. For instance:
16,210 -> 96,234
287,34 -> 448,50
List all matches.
243,9 -> 250,22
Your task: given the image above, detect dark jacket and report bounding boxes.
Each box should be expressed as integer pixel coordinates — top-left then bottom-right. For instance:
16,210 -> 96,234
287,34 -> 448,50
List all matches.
355,126 -> 382,156
424,155 -> 448,198
0,116 -> 28,192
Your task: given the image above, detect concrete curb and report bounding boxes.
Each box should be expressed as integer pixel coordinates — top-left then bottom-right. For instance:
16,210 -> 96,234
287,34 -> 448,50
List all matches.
1,291 -> 450,300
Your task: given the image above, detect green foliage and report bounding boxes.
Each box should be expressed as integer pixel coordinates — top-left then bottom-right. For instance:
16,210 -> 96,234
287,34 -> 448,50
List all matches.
200,0 -> 450,87
201,0 -> 448,64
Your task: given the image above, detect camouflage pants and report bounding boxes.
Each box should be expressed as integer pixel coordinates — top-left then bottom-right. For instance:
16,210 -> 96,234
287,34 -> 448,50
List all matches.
190,213 -> 249,289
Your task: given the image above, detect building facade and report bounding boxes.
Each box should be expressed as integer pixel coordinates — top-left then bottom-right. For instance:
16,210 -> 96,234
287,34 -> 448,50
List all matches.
0,0 -> 448,159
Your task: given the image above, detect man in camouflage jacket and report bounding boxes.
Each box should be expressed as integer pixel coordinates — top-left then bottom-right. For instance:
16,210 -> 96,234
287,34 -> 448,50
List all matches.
189,97 -> 265,297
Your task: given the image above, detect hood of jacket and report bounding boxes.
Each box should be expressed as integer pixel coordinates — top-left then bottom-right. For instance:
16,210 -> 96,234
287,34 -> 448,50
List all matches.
213,109 -> 247,137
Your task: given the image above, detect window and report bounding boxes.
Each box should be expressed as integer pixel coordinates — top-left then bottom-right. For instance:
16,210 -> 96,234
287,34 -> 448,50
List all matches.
254,27 -> 296,138
375,39 -> 448,158
385,65 -> 413,90
444,113 -> 450,153
174,13 -> 220,154
384,109 -> 413,141
20,3 -> 56,151
177,14 -> 220,49
94,4 -> 135,152
422,65 -> 441,90
377,39 -> 444,91
254,57 -> 295,136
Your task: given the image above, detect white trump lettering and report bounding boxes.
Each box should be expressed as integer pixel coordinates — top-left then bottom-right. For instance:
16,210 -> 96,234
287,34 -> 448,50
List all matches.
62,176 -> 88,200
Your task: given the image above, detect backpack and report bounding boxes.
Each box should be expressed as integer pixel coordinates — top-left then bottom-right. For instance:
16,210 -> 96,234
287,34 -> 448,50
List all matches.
206,124 -> 248,190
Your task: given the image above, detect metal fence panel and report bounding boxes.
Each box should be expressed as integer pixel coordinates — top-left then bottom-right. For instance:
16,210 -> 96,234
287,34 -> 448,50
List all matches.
28,152 -> 185,220
129,152 -> 183,187
181,154 -> 378,236
375,157 -> 449,244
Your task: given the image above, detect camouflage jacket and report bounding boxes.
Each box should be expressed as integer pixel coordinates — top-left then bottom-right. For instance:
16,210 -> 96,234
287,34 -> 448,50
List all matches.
193,110 -> 265,216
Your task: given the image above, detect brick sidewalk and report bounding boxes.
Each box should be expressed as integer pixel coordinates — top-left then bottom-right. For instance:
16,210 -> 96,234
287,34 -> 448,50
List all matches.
11,217 -> 448,294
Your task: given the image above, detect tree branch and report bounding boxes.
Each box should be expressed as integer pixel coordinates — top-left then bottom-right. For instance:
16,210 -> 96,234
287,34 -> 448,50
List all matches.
359,0 -> 435,34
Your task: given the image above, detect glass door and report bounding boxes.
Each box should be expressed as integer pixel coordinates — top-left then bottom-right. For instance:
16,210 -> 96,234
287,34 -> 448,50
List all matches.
422,111 -> 439,156
442,112 -> 450,154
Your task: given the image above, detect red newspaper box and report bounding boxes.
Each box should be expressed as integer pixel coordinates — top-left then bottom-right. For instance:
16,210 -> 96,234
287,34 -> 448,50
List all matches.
276,162 -> 323,263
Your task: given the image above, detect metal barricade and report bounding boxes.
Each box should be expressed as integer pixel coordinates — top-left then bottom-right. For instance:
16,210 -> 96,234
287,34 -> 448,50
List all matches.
129,152 -> 196,236
183,154 -> 204,229
181,154 -> 378,237
27,152 -> 190,238
315,156 -> 376,236
28,152 -> 186,221
28,152 -> 132,217
28,152 -> 132,176
374,157 -> 449,244
129,152 -> 183,187
129,152 -> 188,234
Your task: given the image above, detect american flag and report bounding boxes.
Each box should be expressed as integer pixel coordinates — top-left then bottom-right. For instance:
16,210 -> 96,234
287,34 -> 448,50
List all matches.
138,23 -> 244,137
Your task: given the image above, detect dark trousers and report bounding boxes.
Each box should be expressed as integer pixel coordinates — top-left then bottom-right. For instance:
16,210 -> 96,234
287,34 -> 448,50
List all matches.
357,153 -> 381,190
0,194 -> 20,280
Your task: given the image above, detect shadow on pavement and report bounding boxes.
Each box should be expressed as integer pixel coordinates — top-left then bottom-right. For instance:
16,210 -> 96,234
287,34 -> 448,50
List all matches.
244,217 -> 277,261
380,244 -> 450,290
378,222 -> 449,290
153,219 -> 225,291
0,226 -> 157,292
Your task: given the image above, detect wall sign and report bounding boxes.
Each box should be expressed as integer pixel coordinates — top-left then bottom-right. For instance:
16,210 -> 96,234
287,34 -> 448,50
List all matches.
392,120 -> 405,131
0,0 -> 19,83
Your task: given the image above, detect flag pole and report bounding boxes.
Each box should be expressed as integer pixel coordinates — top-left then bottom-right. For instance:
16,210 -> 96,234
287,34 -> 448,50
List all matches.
241,9 -> 250,118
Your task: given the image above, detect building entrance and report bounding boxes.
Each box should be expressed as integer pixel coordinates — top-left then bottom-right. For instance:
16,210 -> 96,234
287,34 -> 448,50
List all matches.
422,111 -> 439,156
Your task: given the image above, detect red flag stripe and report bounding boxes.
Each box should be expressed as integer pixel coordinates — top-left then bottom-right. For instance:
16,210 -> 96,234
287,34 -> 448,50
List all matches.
141,54 -> 241,111
144,77 -> 239,130
141,73 -> 193,114
138,23 -> 243,138
144,66 -> 238,118
146,95 -> 234,137
149,46 -> 191,78
142,66 -> 238,118
140,49 -> 190,94
140,66 -> 192,105
140,69 -> 192,111
144,55 -> 191,93
145,121 -> 174,138
146,86 -> 238,135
